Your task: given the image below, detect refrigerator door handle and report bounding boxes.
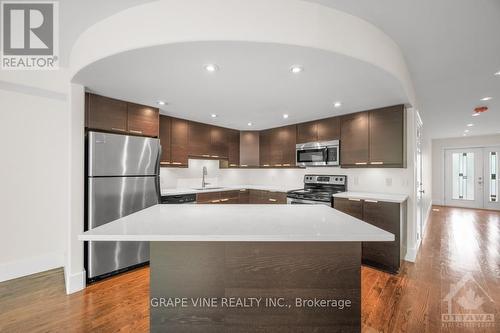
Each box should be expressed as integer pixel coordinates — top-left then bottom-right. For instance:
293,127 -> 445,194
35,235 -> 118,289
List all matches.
155,144 -> 162,203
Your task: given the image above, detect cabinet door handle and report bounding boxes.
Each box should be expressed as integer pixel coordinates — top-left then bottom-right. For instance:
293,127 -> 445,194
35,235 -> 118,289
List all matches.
348,198 -> 361,202
211,155 -> 219,158
171,162 -> 182,165
239,189 -> 247,192
202,155 -> 210,157
365,199 -> 378,203
283,164 -> 291,166
370,162 -> 384,165
211,199 -> 221,203
355,162 -> 368,165
229,164 -> 237,167
220,198 -> 229,202
240,164 -> 248,167
111,127 -> 126,132
129,130 -> 143,134
269,198 -> 277,202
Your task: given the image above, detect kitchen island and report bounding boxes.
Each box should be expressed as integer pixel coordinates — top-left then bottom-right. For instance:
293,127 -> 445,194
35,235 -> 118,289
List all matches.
79,204 -> 393,332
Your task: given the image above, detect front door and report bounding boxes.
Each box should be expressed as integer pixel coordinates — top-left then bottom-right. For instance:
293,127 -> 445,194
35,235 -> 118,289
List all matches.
445,148 -> 484,209
483,147 -> 500,210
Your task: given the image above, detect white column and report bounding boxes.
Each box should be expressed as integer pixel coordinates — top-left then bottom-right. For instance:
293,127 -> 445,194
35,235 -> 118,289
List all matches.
64,83 -> 86,294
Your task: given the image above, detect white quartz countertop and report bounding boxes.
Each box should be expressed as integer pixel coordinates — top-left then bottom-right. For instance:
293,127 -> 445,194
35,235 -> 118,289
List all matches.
332,191 -> 408,203
161,185 -> 296,196
79,204 -> 394,242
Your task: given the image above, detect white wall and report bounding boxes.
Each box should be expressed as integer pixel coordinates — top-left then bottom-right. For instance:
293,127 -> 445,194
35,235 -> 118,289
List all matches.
0,88 -> 69,282
432,134 -> 500,205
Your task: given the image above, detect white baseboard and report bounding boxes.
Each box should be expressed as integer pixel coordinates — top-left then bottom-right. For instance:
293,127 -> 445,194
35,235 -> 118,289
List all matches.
64,267 -> 86,294
0,252 -> 64,283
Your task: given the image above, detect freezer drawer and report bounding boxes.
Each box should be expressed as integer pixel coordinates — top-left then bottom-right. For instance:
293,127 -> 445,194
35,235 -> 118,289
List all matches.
88,131 -> 160,177
87,176 -> 159,279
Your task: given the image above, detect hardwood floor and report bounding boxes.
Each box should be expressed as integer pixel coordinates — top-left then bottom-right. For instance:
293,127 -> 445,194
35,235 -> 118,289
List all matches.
0,206 -> 498,332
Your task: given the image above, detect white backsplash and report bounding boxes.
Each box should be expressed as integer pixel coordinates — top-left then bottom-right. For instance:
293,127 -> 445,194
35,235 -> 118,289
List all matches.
161,159 -> 412,195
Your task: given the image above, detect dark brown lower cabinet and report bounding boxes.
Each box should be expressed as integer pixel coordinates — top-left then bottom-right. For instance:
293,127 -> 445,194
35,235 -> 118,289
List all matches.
238,189 -> 249,204
333,197 -> 405,273
332,197 -> 363,219
197,189 -> 286,205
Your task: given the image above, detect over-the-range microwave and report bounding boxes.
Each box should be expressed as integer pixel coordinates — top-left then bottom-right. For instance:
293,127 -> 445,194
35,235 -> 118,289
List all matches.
296,140 -> 339,167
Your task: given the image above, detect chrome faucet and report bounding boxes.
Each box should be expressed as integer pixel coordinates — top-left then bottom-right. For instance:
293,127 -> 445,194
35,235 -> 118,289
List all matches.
202,166 -> 210,189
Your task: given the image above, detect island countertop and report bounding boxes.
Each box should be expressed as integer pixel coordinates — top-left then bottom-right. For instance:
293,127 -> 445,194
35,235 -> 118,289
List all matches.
79,204 -> 394,242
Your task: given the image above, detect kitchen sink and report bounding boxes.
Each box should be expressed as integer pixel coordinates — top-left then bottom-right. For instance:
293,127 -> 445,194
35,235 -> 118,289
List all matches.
191,187 -> 226,191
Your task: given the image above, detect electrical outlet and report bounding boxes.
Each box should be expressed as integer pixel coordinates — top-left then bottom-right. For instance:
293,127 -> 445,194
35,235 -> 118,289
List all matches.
385,178 -> 392,186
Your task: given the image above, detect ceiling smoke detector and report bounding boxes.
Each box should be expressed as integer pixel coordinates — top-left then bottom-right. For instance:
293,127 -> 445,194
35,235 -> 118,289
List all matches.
473,106 -> 488,116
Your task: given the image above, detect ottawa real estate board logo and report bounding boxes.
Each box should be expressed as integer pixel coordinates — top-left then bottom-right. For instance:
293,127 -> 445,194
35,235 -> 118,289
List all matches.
1,1 -> 58,70
442,272 -> 495,329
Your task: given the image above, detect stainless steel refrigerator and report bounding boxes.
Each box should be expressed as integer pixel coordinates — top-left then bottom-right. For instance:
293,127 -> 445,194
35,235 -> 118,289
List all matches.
86,131 -> 161,281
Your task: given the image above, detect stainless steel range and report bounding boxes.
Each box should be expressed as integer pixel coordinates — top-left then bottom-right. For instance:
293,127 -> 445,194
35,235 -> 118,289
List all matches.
287,175 -> 347,205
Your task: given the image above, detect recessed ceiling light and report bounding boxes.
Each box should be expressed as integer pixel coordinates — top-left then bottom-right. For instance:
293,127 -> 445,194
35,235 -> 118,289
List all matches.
463,133 -> 467,136
283,114 -> 289,119
290,65 -> 303,73
333,101 -> 342,108
467,123 -> 474,127
495,70 -> 500,77
472,113 -> 480,117
480,97 -> 493,101
157,100 -> 166,106
464,129 -> 470,133
247,122 -> 253,126
211,114 -> 217,118
204,64 -> 219,72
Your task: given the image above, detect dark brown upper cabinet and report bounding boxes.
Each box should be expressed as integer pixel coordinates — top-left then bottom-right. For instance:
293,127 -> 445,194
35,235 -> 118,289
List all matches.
127,102 -> 159,137
159,115 -> 171,165
276,125 -> 296,166
170,117 -> 188,167
340,112 -> 369,166
210,126 -> 228,158
340,105 -> 405,168
369,105 -> 406,167
259,129 -> 272,166
86,93 -> 159,137
227,129 -> 240,167
317,116 -> 340,141
240,131 -> 260,167
188,121 -> 212,157
297,121 -> 318,143
86,93 -> 128,133
296,116 -> 340,144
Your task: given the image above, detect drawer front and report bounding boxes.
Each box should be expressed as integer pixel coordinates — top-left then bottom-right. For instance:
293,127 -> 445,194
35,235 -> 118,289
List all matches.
268,191 -> 287,204
196,192 -> 221,204
333,197 -> 363,219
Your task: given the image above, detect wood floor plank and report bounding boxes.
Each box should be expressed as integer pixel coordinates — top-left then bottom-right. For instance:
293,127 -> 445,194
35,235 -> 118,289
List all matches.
0,206 -> 498,332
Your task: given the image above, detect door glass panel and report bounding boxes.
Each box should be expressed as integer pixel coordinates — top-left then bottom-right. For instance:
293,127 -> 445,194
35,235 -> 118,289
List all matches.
452,152 -> 475,200
489,152 -> 498,202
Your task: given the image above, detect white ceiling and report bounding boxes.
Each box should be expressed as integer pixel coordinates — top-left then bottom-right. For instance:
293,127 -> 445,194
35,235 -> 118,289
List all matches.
74,41 -> 407,130
307,0 -> 500,138
61,0 -> 500,137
